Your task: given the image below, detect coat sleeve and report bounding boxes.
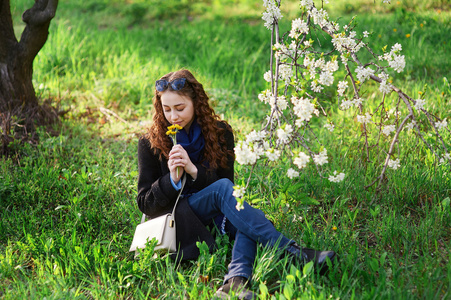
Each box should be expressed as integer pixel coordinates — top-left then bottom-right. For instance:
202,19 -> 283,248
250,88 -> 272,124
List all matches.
136,137 -> 180,218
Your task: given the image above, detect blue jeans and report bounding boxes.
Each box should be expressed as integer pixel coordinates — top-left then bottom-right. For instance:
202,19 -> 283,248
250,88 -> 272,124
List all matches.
187,178 -> 294,282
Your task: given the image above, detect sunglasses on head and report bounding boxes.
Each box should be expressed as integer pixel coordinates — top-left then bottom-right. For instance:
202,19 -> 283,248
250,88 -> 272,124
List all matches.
155,78 -> 187,92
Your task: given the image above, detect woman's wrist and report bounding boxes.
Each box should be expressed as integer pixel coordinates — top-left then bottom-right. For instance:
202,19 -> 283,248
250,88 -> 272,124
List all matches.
188,165 -> 198,181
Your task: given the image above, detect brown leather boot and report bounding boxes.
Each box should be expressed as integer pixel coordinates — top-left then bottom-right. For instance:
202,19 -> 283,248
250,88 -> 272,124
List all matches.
215,276 -> 256,299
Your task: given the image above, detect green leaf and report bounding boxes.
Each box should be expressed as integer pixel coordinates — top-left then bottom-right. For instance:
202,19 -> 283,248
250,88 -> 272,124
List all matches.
380,252 -> 387,267
283,284 -> 294,300
259,283 -> 269,299
303,261 -> 314,276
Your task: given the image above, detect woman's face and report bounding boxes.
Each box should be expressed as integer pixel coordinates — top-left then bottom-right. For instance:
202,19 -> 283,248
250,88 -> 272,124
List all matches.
160,91 -> 195,131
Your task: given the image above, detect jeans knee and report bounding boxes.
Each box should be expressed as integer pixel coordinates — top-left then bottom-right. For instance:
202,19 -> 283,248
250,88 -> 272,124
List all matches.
216,178 -> 234,190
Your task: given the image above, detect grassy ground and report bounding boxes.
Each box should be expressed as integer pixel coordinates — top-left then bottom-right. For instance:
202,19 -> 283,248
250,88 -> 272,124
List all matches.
1,0 -> 450,299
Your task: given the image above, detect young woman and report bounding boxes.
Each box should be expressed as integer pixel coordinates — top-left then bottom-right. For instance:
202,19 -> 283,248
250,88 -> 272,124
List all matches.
137,69 -> 336,299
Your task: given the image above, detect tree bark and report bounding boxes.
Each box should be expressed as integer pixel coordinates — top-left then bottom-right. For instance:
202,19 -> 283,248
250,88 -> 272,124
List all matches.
0,0 -> 58,114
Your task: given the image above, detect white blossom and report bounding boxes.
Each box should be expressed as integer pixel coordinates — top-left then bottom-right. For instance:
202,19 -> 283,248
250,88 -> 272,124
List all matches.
262,0 -> 283,29
363,31 -> 369,38
300,0 -> 313,8
414,99 -> 426,110
324,123 -> 335,132
289,18 -> 309,39
439,153 -> 451,164
314,57 -> 325,70
329,171 -> 345,182
405,120 -> 416,131
357,113 -> 372,124
311,81 -> 323,92
265,148 -> 281,161
337,80 -> 348,96
258,89 -> 271,103
389,54 -> 406,73
379,72 -> 390,81
332,33 -> 359,53
273,42 -> 289,59
264,71 -> 272,82
233,185 -> 246,198
435,118 -> 448,131
246,130 -> 267,143
270,95 -> 288,110
292,96 -> 316,122
340,99 -> 353,110
388,108 -> 401,117
318,71 -> 334,86
382,125 -> 396,135
287,168 -> 300,179
277,125 -> 293,144
379,80 -> 392,94
340,53 -> 349,64
313,149 -> 328,165
234,141 -> 259,165
279,64 -> 293,83
353,97 -> 364,107
304,56 -> 315,68
387,158 -> 401,170
294,152 -> 310,169
356,66 -> 375,83
325,60 -> 339,73
292,214 -> 303,222
392,43 -> 402,52
383,43 -> 406,73
310,7 -> 329,28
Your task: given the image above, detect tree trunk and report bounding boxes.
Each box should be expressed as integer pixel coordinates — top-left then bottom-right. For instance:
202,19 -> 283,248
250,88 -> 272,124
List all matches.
0,0 -> 58,117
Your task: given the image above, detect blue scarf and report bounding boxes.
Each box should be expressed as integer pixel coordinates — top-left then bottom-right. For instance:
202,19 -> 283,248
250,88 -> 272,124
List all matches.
176,119 -> 205,164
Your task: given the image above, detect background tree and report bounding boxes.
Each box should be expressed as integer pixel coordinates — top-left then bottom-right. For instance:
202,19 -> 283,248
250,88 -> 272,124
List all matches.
0,0 -> 59,155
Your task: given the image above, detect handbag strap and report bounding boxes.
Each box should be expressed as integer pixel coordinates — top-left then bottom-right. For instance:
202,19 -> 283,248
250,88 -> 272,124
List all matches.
140,175 -> 187,224
171,174 -> 186,216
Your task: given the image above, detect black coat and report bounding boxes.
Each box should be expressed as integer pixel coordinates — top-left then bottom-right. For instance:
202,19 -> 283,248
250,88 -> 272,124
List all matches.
136,121 -> 234,261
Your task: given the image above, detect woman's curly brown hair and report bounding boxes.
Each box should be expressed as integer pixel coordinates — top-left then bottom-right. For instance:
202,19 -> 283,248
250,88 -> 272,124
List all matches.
145,69 -> 233,170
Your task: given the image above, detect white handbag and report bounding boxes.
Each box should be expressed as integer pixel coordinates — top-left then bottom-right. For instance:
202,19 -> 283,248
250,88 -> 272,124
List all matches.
129,175 -> 186,253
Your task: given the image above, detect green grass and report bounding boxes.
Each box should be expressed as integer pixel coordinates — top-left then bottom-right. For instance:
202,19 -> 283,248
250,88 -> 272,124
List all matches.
1,0 -> 451,299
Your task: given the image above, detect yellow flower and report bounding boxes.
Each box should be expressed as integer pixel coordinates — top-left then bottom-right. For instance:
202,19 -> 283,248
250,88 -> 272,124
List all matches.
393,28 -> 397,32
405,34 -> 411,38
420,23 -> 424,28
355,80 -> 360,85
166,124 -> 183,136
378,34 -> 382,38
332,226 -> 337,231
418,91 -> 423,95
166,124 -> 183,177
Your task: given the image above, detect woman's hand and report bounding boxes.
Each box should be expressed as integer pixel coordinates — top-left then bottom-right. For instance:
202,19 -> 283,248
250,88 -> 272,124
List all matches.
168,144 -> 198,184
